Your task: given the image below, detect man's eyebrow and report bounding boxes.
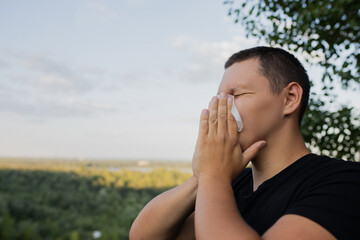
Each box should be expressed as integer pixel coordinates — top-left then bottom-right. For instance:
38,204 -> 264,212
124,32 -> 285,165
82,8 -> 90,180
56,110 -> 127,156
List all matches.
217,87 -> 244,95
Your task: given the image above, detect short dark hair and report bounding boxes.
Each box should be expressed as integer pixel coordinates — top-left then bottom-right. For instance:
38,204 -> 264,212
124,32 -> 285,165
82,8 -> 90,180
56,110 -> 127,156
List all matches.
225,46 -> 310,126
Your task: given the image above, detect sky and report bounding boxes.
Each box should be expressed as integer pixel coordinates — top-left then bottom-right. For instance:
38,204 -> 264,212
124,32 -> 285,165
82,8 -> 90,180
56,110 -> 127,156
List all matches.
0,0 -> 359,161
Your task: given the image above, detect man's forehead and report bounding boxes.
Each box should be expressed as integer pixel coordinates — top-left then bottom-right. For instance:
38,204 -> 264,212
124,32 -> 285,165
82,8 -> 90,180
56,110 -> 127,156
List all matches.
217,60 -> 265,94
217,73 -> 250,94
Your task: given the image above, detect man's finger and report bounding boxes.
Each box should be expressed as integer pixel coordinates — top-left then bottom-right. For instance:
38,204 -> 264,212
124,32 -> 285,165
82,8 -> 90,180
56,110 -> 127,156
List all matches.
242,141 -> 267,164
227,95 -> 238,139
198,109 -> 209,139
208,96 -> 218,136
217,92 -> 228,136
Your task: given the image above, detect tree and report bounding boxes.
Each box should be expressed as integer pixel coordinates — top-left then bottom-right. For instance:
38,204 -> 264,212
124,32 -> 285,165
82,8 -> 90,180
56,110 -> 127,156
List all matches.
224,0 -> 360,161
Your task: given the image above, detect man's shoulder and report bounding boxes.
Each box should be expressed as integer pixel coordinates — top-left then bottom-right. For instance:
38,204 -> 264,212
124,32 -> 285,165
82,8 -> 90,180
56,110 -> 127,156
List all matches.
304,154 -> 360,177
232,153 -> 360,192
285,154 -> 360,239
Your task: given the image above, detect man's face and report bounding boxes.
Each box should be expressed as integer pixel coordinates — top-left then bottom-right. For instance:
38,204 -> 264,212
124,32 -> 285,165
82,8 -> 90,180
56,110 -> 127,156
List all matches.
217,58 -> 285,150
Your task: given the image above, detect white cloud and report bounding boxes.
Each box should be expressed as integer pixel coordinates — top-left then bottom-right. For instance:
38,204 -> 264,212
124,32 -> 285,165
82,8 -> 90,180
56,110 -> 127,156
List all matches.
0,88 -> 129,119
0,60 -> 11,69
0,50 -> 136,118
81,65 -> 106,75
168,35 -> 259,83
0,94 -> 90,118
8,54 -> 93,94
124,0 -> 148,7
87,1 -> 119,19
172,35 -> 259,61
19,56 -> 73,76
66,98 -> 126,112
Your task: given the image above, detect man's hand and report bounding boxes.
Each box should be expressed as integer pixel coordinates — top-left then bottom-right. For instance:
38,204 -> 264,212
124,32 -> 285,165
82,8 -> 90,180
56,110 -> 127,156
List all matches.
192,92 -> 266,182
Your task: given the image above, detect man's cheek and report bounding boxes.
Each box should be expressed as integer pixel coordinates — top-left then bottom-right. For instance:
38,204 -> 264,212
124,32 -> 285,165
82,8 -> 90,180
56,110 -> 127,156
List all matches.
237,119 -> 261,150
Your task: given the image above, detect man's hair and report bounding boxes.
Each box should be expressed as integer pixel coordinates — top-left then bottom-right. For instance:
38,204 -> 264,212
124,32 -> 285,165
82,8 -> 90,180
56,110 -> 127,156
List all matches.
225,46 -> 310,126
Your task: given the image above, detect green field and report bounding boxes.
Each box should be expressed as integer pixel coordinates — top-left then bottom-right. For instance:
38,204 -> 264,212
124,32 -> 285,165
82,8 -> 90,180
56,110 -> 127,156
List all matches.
0,158 -> 192,240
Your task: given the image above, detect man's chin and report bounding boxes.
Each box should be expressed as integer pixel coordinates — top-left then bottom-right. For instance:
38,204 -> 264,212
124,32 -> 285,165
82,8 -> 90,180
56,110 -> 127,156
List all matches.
238,137 -> 258,151
238,141 -> 251,151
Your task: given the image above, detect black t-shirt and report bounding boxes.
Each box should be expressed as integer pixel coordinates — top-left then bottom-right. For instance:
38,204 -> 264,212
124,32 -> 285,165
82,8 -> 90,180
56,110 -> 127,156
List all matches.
232,153 -> 360,239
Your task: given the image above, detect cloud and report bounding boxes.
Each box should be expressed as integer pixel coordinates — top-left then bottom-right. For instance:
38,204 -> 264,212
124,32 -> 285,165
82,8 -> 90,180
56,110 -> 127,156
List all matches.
0,50 -> 100,96
0,90 -> 130,119
0,60 -> 11,69
168,35 -> 259,83
15,55 -> 93,94
124,0 -> 148,7
0,94 -> 90,118
66,98 -> 126,112
0,50 -> 135,118
87,1 -> 119,19
172,35 -> 259,60
81,65 -> 105,75
20,56 -> 74,77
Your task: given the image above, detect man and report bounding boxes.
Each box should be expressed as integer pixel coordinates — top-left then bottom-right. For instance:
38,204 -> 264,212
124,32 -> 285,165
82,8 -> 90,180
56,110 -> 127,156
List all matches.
130,47 -> 360,239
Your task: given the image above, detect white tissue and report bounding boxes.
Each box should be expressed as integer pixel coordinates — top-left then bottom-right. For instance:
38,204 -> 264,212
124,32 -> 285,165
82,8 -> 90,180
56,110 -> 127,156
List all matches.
216,94 -> 243,132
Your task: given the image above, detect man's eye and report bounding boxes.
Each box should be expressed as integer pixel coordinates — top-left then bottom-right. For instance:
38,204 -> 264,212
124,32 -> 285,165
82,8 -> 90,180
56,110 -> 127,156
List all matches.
234,93 -> 244,98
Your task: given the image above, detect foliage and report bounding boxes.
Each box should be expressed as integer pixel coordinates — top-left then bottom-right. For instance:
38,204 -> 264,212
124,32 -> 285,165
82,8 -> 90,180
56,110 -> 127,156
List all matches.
224,0 -> 360,161
302,94 -> 360,160
224,0 -> 359,88
0,163 -> 191,240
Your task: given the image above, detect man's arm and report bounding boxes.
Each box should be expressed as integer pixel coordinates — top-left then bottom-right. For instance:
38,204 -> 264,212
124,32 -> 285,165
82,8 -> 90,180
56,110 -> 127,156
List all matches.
175,212 -> 195,240
192,93 -> 263,239
129,176 -> 197,240
195,175 -> 259,240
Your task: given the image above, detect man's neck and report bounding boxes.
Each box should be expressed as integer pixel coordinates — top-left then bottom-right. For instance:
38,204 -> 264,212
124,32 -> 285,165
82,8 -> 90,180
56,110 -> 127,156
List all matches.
250,126 -> 309,191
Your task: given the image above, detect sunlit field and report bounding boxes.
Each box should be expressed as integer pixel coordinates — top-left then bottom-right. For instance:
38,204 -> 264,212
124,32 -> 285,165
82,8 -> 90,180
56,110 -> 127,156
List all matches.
0,158 -> 192,240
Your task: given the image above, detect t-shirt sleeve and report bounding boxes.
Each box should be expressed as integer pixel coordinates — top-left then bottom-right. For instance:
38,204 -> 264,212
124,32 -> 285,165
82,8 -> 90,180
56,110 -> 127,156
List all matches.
285,167 -> 360,239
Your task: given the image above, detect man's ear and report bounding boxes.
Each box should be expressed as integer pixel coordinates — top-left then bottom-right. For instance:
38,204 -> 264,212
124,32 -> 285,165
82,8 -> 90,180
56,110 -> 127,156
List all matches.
283,82 -> 302,116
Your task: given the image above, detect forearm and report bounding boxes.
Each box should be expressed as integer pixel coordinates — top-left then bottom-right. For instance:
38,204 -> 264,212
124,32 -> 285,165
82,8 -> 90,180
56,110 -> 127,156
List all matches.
130,176 -> 198,240
195,175 -> 260,240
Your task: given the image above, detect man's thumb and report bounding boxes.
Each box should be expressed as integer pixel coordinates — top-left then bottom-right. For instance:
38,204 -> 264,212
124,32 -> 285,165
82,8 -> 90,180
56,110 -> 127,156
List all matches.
242,141 -> 267,163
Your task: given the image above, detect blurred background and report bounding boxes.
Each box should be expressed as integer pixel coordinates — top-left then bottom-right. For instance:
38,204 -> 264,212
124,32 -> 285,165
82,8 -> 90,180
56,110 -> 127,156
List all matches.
0,0 -> 359,239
